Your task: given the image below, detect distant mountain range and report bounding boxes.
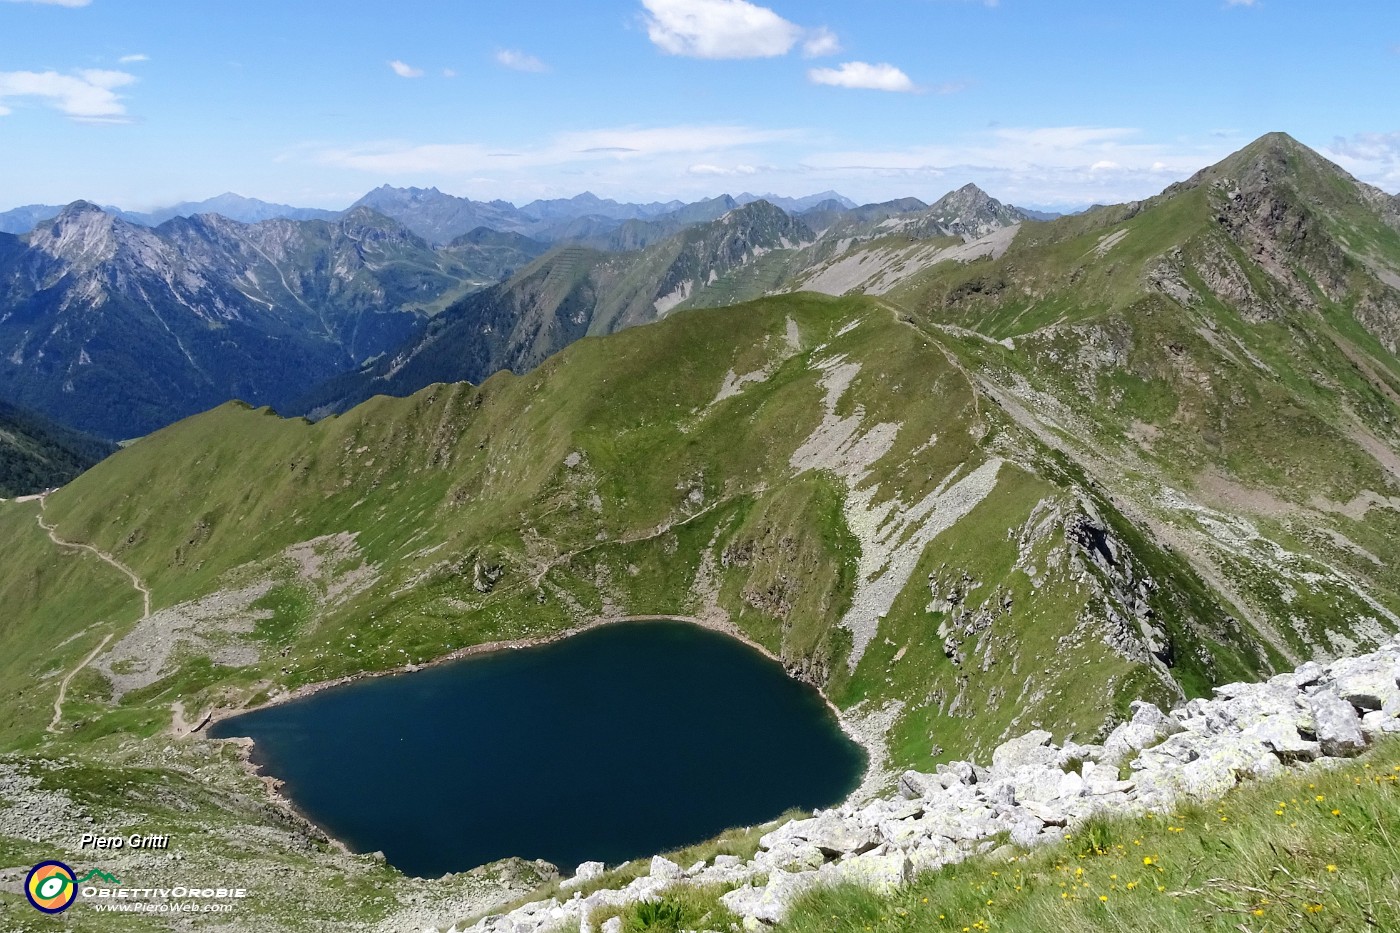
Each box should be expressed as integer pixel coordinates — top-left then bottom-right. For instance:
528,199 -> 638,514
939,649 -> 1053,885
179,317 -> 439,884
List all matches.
0,193 -> 341,234
295,186 -> 1033,417
0,202 -> 535,438
0,187 -> 865,246
0,181 -> 1062,440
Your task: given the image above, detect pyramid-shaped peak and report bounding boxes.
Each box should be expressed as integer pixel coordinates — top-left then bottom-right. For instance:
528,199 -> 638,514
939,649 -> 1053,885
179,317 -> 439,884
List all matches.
930,184 -> 1000,212
1236,131 -> 1310,157
1178,131 -> 1359,197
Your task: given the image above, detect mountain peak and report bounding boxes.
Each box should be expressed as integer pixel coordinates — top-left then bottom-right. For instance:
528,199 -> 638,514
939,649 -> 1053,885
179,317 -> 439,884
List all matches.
1237,131 -> 1308,158
27,200 -> 131,266
919,184 -> 1024,237
57,199 -> 107,218
1185,132 -> 1348,193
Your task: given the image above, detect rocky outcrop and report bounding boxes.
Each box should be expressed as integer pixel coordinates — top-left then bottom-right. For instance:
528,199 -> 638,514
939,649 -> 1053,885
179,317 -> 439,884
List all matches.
425,637 -> 1400,933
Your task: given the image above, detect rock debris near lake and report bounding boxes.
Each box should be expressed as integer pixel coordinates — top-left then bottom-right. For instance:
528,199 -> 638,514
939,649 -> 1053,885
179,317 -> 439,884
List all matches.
423,636 -> 1400,933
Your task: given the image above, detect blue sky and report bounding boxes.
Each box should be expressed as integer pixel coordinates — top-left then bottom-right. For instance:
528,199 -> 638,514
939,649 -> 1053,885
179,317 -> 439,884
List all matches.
2,0 -> 1398,212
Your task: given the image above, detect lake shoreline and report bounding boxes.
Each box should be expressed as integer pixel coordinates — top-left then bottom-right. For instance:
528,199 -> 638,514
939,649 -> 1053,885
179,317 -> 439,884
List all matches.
204,611 -> 885,874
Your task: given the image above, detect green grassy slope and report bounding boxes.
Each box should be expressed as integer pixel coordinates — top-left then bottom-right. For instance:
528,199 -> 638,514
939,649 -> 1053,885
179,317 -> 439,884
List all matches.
882,134 -> 1400,664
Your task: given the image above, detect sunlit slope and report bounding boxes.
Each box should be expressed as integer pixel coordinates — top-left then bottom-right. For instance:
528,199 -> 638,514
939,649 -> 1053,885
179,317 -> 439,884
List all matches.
6,293 -> 1269,769
885,133 -> 1400,665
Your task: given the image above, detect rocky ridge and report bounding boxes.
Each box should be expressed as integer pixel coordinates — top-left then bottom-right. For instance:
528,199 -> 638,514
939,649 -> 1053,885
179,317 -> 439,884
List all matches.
428,638 -> 1400,933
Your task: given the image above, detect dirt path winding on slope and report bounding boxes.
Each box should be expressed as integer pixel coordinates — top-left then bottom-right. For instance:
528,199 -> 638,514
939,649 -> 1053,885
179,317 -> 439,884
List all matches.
37,495 -> 151,618
37,494 -> 152,732
48,633 -> 113,733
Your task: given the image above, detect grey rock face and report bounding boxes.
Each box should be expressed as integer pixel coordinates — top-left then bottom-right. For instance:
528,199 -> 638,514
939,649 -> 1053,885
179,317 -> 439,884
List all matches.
1330,655 -> 1400,711
990,729 -> 1057,773
720,871 -> 817,926
561,860 -> 605,890
1307,689 -> 1367,757
649,856 -> 683,881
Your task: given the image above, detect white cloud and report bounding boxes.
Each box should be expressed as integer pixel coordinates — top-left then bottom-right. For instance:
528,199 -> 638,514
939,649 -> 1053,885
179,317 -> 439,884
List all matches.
802,26 -> 840,57
1324,132 -> 1400,191
0,68 -> 135,123
808,61 -> 916,92
442,68 -> 457,78
1225,0 -> 1257,5
641,0 -> 802,59
117,53 -> 149,64
388,60 -> 423,78
799,126 -> 1234,207
1,0 -> 91,6
495,49 -> 549,73
688,162 -> 760,175
560,124 -> 791,154
300,122 -> 1257,210
313,124 -> 795,176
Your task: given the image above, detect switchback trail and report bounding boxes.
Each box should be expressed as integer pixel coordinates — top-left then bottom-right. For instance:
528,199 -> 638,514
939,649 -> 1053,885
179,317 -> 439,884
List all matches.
38,494 -> 153,732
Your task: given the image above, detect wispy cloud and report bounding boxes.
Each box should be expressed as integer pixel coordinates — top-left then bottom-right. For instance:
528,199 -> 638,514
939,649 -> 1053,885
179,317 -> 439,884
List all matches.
293,123 -> 1257,209
117,53 -> 149,64
801,26 -> 840,58
799,126 -> 1234,206
1324,132 -> 1400,191
0,68 -> 136,123
1,0 -> 92,6
388,60 -> 423,78
688,162 -> 761,175
312,124 -> 796,175
640,0 -> 802,59
495,49 -> 549,73
808,61 -> 916,92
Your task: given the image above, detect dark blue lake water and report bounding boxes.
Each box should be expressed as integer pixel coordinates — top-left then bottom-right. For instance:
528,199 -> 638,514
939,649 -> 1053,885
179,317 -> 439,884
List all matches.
210,620 -> 864,878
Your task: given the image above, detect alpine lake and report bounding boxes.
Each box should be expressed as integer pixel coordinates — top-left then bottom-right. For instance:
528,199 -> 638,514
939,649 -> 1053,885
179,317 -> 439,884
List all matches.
209,619 -> 865,878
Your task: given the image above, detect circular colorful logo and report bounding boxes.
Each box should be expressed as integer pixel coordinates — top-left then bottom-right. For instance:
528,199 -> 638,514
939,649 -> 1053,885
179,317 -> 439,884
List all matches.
25,861 -> 77,914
